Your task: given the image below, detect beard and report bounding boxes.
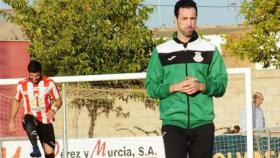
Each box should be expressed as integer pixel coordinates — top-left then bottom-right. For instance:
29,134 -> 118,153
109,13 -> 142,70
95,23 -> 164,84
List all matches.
29,76 -> 42,84
178,25 -> 194,37
181,29 -> 193,37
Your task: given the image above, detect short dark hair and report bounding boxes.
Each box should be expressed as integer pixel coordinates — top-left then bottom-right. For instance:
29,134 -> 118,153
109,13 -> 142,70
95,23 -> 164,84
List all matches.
174,0 -> 198,18
28,60 -> 42,73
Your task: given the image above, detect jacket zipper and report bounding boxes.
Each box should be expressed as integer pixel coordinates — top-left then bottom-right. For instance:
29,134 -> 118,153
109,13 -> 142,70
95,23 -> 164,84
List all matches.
184,44 -> 190,129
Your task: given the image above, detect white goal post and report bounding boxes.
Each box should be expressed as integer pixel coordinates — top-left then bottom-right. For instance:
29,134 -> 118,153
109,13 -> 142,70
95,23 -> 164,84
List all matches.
227,68 -> 253,158
0,68 -> 253,158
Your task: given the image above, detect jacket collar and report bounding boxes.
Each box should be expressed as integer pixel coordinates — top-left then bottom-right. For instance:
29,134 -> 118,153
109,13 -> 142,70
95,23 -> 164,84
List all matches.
173,31 -> 199,47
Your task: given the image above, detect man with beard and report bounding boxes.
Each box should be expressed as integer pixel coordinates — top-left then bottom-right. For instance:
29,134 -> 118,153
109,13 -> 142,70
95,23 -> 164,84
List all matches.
145,1 -> 228,157
9,60 -> 62,158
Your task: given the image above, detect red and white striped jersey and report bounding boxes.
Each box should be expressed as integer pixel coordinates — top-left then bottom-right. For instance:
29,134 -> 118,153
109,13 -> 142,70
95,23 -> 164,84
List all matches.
15,76 -> 60,124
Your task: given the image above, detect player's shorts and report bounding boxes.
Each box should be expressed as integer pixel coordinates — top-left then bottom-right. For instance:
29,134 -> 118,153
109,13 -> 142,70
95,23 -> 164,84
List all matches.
22,115 -> 56,149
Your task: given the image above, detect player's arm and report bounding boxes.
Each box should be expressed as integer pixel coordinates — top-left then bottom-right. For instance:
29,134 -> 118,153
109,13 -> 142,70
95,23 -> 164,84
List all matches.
51,97 -> 62,112
203,47 -> 228,97
9,83 -> 22,132
47,97 -> 62,120
9,99 -> 21,132
145,49 -> 170,99
47,80 -> 62,119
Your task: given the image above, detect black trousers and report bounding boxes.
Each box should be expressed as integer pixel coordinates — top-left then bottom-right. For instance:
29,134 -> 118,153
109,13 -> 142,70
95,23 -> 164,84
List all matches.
161,123 -> 214,158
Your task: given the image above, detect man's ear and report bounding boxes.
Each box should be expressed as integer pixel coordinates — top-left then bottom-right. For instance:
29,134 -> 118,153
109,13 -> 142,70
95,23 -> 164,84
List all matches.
173,16 -> 177,27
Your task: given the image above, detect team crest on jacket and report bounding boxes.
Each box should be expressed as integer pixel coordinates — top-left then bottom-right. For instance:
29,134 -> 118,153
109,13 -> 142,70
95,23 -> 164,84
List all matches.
193,52 -> 203,62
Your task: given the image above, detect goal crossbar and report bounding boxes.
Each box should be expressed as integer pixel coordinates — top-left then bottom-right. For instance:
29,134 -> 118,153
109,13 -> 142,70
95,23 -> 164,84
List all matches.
0,67 -> 253,158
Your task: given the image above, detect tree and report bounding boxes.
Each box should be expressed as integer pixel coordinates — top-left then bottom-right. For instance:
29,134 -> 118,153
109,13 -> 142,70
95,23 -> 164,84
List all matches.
1,0 -> 155,76
223,0 -> 280,68
1,0 -> 158,138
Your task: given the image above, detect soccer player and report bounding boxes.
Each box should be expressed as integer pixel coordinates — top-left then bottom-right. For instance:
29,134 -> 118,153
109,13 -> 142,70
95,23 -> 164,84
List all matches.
145,1 -> 228,157
9,60 -> 62,158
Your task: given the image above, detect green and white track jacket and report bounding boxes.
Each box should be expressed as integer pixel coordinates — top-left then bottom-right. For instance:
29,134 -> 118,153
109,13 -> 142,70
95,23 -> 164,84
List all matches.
145,31 -> 228,129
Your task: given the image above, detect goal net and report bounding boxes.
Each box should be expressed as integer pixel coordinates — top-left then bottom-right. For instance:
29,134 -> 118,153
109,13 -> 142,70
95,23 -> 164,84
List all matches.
1,68 -> 279,158
0,85 -> 25,136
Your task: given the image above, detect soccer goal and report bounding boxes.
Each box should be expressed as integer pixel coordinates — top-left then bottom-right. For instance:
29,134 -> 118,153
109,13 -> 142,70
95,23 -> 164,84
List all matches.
0,68 -> 256,158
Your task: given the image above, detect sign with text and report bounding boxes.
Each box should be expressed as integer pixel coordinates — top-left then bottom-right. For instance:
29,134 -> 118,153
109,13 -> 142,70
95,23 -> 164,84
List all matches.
2,136 -> 165,158
3,135 -> 280,158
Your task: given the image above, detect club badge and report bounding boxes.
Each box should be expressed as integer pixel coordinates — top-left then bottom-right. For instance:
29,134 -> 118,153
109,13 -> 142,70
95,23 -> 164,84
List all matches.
193,52 -> 203,62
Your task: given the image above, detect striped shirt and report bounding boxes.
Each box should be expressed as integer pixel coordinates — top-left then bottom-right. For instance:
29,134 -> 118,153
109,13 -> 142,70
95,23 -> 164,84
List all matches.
15,76 -> 60,124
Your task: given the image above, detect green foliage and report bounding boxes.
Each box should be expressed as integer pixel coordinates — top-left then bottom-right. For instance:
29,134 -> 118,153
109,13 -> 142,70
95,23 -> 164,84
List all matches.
2,0 -> 155,75
223,0 -> 280,68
